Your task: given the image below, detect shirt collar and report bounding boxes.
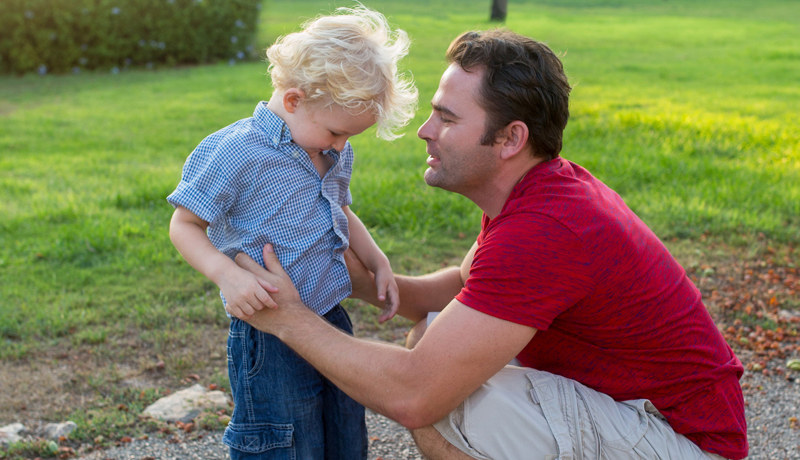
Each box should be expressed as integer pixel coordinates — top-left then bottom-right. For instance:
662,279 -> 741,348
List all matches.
252,101 -> 345,171
253,101 -> 294,147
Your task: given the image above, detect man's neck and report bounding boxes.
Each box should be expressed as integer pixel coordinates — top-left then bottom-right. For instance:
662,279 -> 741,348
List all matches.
473,156 -> 545,219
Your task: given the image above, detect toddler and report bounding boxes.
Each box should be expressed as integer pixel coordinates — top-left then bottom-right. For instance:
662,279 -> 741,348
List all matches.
167,6 -> 417,459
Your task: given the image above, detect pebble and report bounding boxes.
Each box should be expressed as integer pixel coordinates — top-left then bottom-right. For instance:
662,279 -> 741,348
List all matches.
73,411 -> 420,460
13,352 -> 800,459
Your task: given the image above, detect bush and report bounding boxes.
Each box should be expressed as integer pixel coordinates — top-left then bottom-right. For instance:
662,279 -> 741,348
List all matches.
0,0 -> 263,75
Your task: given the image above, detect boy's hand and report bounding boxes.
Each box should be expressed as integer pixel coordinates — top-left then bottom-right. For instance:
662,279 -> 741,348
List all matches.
220,267 -> 279,320
373,266 -> 399,323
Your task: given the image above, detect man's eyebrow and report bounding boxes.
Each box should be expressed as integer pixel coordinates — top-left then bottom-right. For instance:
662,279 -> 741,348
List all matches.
432,103 -> 460,120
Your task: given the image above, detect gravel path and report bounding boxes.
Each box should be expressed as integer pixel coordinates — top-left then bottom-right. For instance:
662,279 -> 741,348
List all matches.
74,410 -> 420,460
74,352 -> 799,460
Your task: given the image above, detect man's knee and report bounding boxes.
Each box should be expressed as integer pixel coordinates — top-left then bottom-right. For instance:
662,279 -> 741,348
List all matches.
411,425 -> 475,460
405,319 -> 427,349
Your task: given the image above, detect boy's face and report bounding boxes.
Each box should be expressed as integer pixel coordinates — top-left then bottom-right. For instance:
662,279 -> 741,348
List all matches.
286,97 -> 376,155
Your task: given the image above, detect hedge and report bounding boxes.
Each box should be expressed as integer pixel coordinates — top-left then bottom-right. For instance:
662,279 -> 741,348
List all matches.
0,0 -> 263,75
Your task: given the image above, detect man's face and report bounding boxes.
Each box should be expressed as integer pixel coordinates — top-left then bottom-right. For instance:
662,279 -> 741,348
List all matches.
417,64 -> 497,194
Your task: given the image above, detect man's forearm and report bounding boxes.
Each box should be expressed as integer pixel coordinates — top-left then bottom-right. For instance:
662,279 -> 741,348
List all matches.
346,248 -> 464,323
257,301 -> 437,428
394,268 -> 463,322
237,244 -> 501,429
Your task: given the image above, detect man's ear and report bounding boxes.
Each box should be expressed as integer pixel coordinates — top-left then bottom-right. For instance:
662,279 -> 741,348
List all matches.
283,88 -> 305,114
497,121 -> 529,160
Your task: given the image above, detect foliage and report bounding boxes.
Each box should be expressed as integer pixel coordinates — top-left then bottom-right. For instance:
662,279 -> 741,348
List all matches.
0,439 -> 59,460
0,0 -> 262,75
67,387 -> 167,443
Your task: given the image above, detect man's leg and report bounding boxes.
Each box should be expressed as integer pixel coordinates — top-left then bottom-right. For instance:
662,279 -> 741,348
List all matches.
411,426 -> 476,460
405,318 -> 476,459
404,318 -> 427,349
429,366 -> 719,460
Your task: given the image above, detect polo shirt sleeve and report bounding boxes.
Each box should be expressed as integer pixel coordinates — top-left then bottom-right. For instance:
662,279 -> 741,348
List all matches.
167,133 -> 248,224
456,212 -> 595,331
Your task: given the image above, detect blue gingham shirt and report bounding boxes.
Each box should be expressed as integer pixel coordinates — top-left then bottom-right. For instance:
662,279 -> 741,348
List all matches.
167,102 -> 352,315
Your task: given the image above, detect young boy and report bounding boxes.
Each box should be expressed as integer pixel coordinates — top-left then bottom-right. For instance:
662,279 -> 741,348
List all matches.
166,6 -> 417,459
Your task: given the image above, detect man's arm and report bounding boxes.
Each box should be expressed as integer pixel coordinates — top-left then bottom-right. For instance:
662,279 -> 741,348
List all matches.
346,240 -> 479,323
238,244 -> 535,429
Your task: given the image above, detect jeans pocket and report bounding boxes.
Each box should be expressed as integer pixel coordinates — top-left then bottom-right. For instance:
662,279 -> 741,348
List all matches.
223,422 -> 294,457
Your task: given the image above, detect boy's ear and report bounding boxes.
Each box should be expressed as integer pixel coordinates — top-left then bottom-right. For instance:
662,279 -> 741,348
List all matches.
496,120 -> 529,160
283,88 -> 305,114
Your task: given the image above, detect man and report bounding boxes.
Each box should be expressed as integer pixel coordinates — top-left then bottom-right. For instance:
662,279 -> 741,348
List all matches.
237,29 -> 748,459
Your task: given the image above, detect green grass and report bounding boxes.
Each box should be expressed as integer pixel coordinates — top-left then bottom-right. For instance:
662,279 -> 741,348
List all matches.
0,0 -> 798,394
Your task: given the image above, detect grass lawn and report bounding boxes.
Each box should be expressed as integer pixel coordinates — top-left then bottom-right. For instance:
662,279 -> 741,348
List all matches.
1,0 -> 798,453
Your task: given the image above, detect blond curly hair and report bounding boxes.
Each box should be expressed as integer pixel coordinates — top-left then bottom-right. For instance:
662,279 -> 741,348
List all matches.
267,5 -> 418,140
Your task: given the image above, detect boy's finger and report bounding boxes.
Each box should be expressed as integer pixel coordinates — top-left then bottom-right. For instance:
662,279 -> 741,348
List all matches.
242,302 -> 256,315
256,289 -> 278,309
257,278 -> 279,293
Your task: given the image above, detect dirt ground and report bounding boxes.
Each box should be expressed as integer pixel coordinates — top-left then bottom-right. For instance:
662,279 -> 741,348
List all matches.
2,240 -> 798,430
0,310 -> 414,425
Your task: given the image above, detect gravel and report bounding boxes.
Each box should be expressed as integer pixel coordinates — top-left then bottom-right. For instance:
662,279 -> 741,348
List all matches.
74,351 -> 799,460
74,410 -> 420,460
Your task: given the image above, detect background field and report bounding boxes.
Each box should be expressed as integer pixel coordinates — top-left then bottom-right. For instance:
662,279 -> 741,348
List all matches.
1,0 -> 798,451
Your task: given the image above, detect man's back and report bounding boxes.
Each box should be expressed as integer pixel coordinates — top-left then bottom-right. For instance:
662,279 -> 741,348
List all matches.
457,157 -> 747,458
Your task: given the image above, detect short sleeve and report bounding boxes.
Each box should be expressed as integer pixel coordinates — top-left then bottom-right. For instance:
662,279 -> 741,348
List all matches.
456,212 -> 595,331
167,133 -> 248,224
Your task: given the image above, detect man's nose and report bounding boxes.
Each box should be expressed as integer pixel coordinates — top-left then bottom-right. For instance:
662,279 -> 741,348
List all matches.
417,116 -> 433,140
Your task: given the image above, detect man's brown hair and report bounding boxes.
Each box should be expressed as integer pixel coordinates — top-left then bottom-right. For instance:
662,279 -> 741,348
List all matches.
446,29 -> 571,160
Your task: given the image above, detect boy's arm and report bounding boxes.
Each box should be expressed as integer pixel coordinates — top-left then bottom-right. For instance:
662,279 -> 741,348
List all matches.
343,206 -> 398,320
342,206 -> 388,272
169,206 -> 276,317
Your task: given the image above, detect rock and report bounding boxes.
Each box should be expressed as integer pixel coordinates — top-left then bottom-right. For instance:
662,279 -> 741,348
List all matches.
143,384 -> 231,423
43,421 -> 77,440
0,422 -> 25,446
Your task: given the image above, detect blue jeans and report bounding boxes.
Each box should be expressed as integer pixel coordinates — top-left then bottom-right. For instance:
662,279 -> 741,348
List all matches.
223,305 -> 368,460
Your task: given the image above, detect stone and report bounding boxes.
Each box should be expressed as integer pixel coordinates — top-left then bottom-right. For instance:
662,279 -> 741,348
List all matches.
0,422 -> 25,447
143,384 -> 231,423
43,421 -> 77,440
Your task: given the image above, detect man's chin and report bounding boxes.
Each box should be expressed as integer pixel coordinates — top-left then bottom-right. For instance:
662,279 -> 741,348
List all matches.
423,172 -> 453,192
423,169 -> 439,188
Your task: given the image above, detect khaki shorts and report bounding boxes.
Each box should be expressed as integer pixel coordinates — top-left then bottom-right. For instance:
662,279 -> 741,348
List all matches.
434,366 -> 726,460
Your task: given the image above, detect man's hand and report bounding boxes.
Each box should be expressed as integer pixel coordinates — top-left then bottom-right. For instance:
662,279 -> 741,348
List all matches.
234,244 -> 306,335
